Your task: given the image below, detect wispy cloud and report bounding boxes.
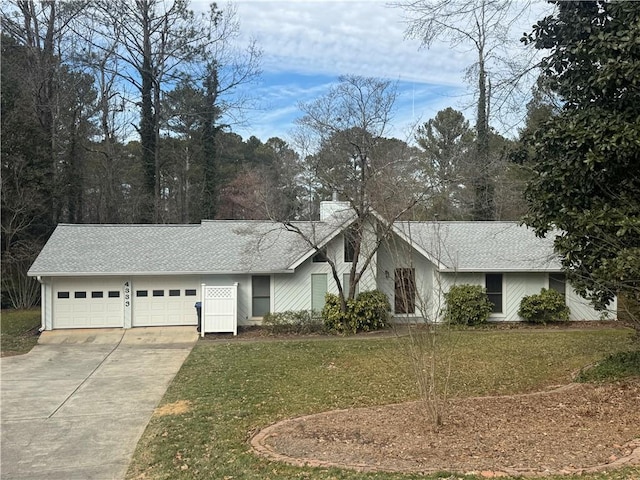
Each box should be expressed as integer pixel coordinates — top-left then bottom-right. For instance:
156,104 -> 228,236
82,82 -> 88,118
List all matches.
209,0 -> 547,143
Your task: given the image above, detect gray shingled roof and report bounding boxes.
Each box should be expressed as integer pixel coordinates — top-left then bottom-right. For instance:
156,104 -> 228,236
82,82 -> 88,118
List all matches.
28,218 -> 561,276
394,222 -> 561,272
27,220 -> 342,276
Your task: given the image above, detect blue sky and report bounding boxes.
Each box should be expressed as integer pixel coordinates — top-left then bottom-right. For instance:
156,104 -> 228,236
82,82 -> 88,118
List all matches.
208,0 -> 547,145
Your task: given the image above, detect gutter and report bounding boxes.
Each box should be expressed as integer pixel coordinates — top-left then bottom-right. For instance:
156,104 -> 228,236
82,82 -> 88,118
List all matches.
36,276 -> 45,332
27,269 -> 297,277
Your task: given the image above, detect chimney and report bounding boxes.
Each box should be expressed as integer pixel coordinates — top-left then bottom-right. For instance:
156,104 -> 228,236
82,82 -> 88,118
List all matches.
319,200 -> 351,221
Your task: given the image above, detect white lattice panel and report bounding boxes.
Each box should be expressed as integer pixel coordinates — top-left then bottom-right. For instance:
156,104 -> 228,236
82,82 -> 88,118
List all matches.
205,287 -> 232,299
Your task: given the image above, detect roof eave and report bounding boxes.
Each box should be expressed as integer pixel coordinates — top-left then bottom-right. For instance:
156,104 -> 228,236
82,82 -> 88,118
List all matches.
28,269 -> 296,277
438,267 -> 563,273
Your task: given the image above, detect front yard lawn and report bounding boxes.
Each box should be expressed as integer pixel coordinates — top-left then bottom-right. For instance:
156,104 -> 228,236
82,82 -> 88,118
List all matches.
127,327 -> 639,480
1,308 -> 41,356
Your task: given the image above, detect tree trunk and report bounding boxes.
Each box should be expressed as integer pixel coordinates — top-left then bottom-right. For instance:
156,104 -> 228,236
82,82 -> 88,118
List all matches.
139,0 -> 156,223
472,51 -> 495,220
202,67 -> 219,219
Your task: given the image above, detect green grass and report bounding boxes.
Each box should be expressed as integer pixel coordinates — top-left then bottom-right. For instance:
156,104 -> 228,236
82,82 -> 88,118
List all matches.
126,328 -> 640,480
1,308 -> 41,356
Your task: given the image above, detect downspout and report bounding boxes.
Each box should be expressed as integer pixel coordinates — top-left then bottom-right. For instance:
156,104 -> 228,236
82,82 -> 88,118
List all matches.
37,276 -> 45,332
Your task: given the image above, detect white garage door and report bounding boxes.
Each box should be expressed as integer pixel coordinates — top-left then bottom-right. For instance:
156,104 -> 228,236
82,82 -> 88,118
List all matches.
132,277 -> 199,327
53,278 -> 124,329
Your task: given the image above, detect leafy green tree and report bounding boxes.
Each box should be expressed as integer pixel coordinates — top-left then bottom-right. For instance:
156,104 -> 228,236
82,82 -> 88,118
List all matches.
522,1 -> 640,332
415,108 -> 474,219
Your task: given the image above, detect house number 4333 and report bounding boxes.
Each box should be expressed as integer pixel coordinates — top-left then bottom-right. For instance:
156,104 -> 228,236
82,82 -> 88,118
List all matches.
124,281 -> 131,308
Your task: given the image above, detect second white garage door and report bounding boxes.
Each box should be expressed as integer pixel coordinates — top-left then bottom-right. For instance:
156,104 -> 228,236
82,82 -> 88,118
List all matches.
132,277 -> 200,327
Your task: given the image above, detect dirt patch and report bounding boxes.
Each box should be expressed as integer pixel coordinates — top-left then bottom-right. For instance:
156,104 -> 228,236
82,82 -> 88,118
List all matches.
251,381 -> 640,477
153,400 -> 191,417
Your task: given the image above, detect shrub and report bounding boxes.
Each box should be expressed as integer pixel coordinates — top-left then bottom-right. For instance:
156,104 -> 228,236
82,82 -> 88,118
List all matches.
444,284 -> 493,326
576,350 -> 640,382
351,290 -> 392,332
518,288 -> 570,324
262,310 -> 325,335
322,290 -> 391,334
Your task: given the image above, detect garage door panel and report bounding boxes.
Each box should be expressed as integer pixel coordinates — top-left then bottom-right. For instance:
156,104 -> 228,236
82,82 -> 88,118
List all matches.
53,278 -> 124,329
132,277 -> 199,327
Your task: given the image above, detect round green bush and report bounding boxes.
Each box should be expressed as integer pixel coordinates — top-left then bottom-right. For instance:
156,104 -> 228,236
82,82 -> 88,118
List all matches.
322,290 -> 391,334
519,288 -> 570,324
444,284 -> 493,326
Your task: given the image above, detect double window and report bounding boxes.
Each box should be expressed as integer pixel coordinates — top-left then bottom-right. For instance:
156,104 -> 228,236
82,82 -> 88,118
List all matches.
485,273 -> 503,314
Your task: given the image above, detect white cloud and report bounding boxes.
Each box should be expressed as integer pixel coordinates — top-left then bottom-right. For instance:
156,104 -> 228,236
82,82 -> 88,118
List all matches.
209,0 -> 551,143
234,1 -> 472,86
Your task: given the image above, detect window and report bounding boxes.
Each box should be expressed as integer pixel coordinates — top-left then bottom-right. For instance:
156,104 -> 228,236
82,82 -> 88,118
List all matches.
394,268 -> 416,314
485,274 -> 503,313
108,291 -> 120,298
313,248 -> 328,262
136,290 -> 148,297
344,230 -> 357,263
252,276 -> 271,317
549,273 -> 566,297
169,289 -> 180,297
185,289 -> 197,296
75,291 -> 87,299
91,291 -> 104,298
57,291 -> 70,299
152,290 -> 164,297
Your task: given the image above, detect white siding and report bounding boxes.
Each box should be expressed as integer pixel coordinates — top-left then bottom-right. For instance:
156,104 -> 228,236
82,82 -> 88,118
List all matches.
438,271 -> 614,321
42,278 -> 53,330
439,272 -> 547,321
273,231 -> 377,314
437,272 -> 484,321
377,233 -> 436,320
566,285 -> 617,320
503,273 -> 547,321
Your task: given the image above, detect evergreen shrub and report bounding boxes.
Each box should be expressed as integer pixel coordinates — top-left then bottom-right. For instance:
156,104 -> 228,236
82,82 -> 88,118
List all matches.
444,284 -> 493,326
262,310 -> 324,334
322,290 -> 391,334
519,288 -> 570,324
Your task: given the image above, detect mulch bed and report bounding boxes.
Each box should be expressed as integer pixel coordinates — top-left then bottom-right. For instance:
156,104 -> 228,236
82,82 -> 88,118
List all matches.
251,380 -> 640,477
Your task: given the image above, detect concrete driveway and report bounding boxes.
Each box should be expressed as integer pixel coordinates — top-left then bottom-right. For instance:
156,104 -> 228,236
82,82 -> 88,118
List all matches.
1,327 -> 198,480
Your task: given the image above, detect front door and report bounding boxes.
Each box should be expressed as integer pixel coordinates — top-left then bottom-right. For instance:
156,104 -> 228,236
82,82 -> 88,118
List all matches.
394,268 -> 416,314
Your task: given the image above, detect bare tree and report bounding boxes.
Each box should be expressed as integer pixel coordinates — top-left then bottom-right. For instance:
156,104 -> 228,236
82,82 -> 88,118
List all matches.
387,221 -> 459,429
289,75 -> 427,312
395,0 -> 537,220
77,0 -> 257,222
